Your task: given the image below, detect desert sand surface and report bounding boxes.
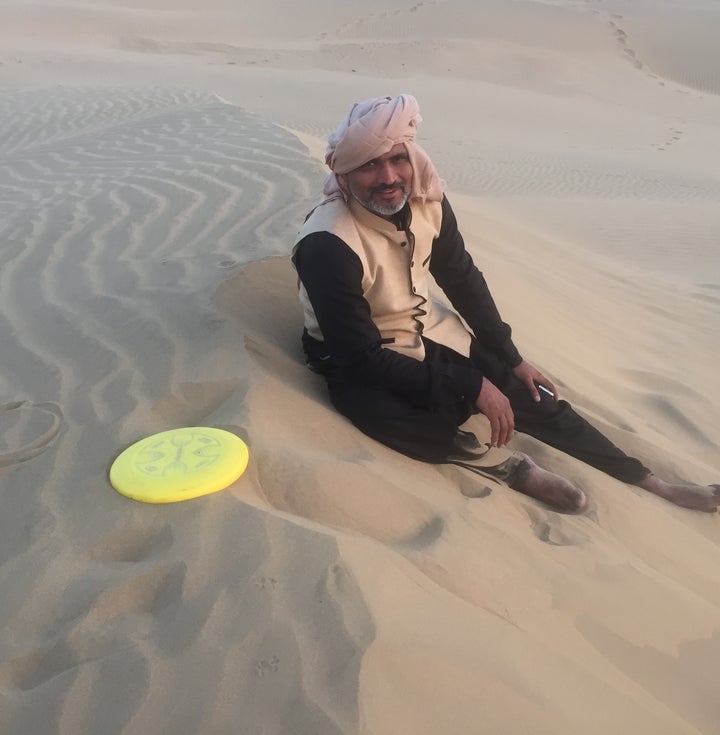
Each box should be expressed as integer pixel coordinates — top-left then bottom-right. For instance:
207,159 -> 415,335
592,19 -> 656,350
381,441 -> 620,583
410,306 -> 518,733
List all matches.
1,1 -> 719,733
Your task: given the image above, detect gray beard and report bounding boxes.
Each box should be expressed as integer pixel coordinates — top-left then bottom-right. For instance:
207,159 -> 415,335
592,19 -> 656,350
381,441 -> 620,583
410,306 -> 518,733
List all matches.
351,189 -> 409,217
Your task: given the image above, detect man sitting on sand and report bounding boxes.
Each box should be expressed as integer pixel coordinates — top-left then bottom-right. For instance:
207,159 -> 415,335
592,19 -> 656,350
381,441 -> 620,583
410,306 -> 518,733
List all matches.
291,94 -> 720,513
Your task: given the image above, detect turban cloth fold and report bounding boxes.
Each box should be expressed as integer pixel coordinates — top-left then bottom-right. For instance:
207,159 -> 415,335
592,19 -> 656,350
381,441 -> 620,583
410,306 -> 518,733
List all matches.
322,94 -> 444,204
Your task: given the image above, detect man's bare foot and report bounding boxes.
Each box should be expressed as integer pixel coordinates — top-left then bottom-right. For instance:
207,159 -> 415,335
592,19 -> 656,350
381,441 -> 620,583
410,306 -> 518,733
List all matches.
636,475 -> 720,513
509,454 -> 586,512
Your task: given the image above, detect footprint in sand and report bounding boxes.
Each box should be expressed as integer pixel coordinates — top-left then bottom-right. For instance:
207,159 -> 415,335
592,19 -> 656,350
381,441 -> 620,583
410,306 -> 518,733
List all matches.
0,523 -> 185,694
85,524 -> 174,564
608,20 -> 644,71
84,561 -> 187,624
690,284 -> 720,306
437,464 -> 494,500
0,400 -> 63,468
524,506 -> 589,547
80,523 -> 185,623
656,127 -> 684,152
391,514 -> 445,551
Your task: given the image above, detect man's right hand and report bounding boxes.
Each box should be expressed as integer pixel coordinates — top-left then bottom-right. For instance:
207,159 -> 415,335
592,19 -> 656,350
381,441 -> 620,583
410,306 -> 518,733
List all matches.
475,378 -> 514,447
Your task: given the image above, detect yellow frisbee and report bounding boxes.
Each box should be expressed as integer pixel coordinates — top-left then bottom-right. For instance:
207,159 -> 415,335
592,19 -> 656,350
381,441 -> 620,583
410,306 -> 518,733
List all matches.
110,427 -> 249,503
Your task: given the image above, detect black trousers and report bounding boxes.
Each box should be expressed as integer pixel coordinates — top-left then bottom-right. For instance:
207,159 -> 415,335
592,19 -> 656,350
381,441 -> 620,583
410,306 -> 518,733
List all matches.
325,338 -> 650,484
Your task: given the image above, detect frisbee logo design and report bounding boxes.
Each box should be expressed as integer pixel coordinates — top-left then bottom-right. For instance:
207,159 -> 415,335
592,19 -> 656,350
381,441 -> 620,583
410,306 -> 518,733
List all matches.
135,431 -> 224,479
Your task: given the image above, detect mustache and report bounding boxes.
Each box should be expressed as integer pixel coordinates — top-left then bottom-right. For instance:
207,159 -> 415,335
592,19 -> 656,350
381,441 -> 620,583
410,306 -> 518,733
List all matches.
370,183 -> 406,195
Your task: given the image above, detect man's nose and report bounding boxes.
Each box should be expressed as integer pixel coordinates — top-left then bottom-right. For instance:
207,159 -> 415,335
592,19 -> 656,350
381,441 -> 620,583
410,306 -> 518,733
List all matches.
376,161 -> 399,185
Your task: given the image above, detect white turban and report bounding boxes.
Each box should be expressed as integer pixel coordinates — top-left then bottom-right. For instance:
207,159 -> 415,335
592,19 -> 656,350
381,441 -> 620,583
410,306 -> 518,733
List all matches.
322,94 -> 444,204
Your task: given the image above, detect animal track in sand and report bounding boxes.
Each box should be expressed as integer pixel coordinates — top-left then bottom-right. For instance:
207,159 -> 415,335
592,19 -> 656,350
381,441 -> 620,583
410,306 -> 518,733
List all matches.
254,656 -> 280,677
0,400 -> 62,468
254,575 -> 278,591
255,656 -> 280,679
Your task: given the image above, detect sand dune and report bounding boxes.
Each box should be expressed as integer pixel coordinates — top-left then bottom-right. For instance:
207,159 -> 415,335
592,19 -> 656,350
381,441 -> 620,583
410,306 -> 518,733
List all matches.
0,90 -> 352,734
1,1 -> 719,733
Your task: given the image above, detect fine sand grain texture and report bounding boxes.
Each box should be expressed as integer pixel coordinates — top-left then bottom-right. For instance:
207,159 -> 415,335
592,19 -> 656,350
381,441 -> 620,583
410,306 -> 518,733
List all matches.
1,1 -> 719,734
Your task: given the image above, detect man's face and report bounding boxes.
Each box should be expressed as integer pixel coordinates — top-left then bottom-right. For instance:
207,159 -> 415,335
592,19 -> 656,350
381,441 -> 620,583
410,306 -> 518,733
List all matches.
343,143 -> 413,217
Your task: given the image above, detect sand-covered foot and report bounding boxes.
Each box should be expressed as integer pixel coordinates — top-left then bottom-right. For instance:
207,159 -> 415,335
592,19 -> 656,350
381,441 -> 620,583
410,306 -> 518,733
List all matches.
637,475 -> 720,513
509,455 -> 586,512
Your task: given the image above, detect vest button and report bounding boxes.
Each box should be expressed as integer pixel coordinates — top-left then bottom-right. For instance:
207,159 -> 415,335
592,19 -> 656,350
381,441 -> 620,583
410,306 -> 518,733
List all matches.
412,286 -> 417,293
400,241 -> 407,247
410,261 -> 415,267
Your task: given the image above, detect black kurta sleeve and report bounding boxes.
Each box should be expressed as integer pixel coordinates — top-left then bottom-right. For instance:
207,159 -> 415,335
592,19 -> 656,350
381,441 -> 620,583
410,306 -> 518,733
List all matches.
430,196 -> 523,368
293,231 -> 484,406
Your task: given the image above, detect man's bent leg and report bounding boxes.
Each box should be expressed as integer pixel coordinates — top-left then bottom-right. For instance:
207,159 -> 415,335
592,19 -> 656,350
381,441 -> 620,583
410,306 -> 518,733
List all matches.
508,383 -> 650,483
327,379 -> 464,463
467,340 -> 651,484
326,371 -> 585,511
326,371 -> 525,473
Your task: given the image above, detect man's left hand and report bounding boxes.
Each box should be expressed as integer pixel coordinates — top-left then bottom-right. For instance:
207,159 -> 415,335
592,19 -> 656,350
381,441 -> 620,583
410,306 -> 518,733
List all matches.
512,361 -> 558,402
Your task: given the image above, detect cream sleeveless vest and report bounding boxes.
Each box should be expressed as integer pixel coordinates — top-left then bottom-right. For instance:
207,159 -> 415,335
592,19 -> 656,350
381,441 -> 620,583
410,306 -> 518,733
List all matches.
293,197 -> 472,362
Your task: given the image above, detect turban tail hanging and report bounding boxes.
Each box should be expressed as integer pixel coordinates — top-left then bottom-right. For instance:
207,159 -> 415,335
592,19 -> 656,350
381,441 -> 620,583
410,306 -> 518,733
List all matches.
322,94 -> 444,204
